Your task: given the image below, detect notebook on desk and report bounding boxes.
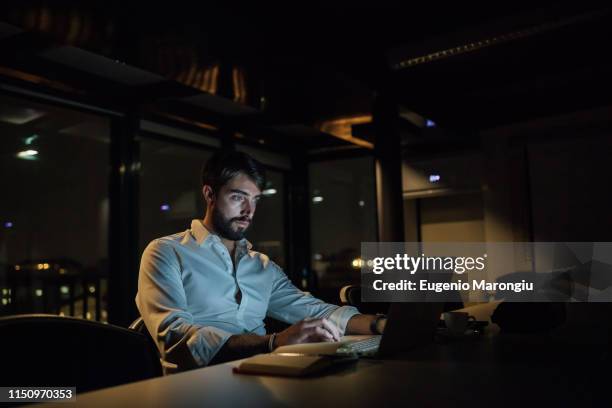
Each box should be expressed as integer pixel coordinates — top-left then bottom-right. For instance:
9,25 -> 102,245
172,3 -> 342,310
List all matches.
233,352 -> 358,377
233,336 -> 373,376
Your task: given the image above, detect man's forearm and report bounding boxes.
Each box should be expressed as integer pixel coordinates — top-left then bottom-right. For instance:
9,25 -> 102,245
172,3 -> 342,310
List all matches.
346,314 -> 374,334
210,333 -> 272,365
345,314 -> 385,335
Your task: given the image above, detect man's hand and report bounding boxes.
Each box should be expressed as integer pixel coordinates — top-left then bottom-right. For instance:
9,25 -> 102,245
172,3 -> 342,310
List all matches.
212,318 -> 340,363
274,318 -> 341,348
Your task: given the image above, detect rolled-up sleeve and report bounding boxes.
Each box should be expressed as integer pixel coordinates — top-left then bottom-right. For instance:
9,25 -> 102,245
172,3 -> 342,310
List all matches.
266,262 -> 360,334
136,239 -> 232,374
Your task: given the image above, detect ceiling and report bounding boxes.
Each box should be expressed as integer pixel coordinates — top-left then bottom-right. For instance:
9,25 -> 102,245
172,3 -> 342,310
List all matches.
1,2 -> 611,153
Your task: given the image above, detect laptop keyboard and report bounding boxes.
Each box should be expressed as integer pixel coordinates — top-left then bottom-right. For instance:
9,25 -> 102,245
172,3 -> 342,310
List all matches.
337,336 -> 381,355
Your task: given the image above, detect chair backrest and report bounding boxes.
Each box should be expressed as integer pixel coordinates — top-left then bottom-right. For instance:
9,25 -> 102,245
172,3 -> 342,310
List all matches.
129,316 -> 161,358
0,314 -> 162,392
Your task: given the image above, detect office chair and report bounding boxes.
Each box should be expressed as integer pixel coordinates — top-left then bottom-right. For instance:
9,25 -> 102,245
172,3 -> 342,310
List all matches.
129,316 -> 161,358
0,314 -> 162,393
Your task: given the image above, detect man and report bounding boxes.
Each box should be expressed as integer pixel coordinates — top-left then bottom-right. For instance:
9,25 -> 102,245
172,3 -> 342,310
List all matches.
136,151 -> 385,374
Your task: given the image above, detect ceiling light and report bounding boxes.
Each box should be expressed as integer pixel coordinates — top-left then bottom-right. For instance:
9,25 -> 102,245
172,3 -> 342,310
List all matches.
16,149 -> 38,160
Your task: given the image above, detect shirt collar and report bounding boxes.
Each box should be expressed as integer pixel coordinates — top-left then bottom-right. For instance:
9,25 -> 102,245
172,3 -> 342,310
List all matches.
190,219 -> 252,250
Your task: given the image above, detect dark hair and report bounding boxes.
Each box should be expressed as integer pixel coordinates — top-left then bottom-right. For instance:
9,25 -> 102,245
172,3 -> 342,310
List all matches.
201,151 -> 266,193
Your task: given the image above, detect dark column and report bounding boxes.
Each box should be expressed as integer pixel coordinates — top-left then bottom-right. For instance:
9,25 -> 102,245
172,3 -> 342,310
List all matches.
373,90 -> 404,242
217,65 -> 235,153
286,153 -> 311,288
108,112 -> 140,327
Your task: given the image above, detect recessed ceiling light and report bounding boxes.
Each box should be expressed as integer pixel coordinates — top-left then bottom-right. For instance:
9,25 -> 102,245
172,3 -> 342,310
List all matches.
16,150 -> 38,160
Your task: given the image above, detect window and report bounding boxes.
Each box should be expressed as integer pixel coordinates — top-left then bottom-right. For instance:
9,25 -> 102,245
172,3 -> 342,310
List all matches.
138,137 -> 212,251
0,94 -> 110,320
248,169 -> 286,267
309,157 -> 377,297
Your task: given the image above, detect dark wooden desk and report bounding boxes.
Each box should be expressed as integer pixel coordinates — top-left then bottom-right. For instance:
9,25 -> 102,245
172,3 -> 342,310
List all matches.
37,327 -> 609,407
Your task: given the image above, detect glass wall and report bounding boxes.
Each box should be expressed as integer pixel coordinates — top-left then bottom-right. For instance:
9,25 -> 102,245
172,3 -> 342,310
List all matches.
138,137 -> 212,251
309,157 -> 377,300
0,94 -> 110,320
247,169 -> 286,267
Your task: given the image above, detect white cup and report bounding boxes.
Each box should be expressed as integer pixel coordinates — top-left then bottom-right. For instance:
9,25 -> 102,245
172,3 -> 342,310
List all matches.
443,312 -> 475,335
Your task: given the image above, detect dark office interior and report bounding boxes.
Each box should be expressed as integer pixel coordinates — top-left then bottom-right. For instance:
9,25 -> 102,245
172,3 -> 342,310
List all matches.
1,2 -> 612,406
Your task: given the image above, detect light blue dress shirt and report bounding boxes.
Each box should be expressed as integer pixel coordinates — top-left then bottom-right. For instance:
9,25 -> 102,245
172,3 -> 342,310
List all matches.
136,219 -> 360,374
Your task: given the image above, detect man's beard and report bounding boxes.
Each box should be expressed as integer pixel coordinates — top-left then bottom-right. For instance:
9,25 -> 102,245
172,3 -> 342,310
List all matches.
211,207 -> 251,241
